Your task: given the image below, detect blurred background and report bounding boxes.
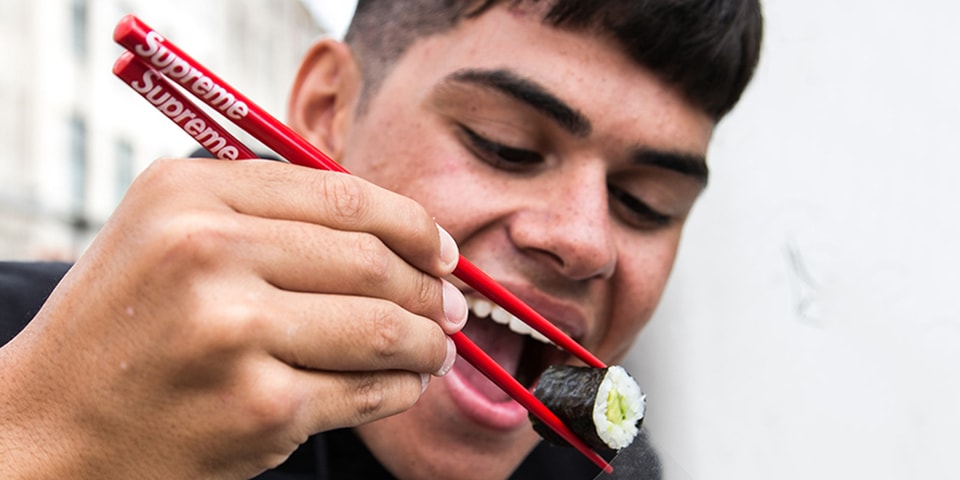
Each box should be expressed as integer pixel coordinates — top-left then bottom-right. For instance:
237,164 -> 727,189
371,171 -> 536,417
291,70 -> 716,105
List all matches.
1,1 -> 957,479
0,0 -> 325,259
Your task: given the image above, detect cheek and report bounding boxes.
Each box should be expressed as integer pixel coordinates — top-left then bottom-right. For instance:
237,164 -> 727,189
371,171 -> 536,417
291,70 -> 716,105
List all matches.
598,237 -> 680,361
344,121 -> 491,234
600,294 -> 657,363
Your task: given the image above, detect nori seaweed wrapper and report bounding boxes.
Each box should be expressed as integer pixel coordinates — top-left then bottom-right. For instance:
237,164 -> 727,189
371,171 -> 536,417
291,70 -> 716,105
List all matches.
530,365 -> 642,452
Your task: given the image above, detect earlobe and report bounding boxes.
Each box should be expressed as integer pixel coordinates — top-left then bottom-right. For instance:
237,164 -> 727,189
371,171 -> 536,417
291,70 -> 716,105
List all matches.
287,39 -> 360,160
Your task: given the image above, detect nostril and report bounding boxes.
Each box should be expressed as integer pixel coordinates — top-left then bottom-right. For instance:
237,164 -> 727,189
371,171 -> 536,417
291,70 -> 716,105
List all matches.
526,243 -> 616,281
528,247 -> 567,272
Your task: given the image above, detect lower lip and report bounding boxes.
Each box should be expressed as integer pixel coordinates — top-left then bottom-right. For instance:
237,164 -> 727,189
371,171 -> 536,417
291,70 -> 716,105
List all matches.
443,361 -> 531,431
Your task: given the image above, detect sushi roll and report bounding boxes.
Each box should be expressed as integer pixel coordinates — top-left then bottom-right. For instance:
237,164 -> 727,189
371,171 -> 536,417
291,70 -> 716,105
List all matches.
531,365 -> 645,451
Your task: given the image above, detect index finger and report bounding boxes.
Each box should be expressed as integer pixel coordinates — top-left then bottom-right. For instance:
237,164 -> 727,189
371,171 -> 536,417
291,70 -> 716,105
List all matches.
152,158 -> 460,278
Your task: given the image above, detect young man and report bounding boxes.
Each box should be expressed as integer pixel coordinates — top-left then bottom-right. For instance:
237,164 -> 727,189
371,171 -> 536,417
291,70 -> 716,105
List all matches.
0,1 -> 762,478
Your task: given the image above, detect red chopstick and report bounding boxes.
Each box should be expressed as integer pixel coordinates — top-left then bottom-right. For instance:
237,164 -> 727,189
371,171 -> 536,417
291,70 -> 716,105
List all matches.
450,333 -> 612,472
113,53 -> 612,472
112,52 -> 258,161
112,15 -> 612,473
113,14 -> 605,370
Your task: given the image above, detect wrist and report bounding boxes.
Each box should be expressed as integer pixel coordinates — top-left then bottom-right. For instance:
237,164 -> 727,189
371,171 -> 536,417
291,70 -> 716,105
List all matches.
0,337 -> 101,478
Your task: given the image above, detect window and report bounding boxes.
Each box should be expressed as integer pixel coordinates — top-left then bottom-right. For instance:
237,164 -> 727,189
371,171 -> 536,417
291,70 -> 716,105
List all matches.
69,114 -> 87,217
71,0 -> 87,60
115,139 -> 134,203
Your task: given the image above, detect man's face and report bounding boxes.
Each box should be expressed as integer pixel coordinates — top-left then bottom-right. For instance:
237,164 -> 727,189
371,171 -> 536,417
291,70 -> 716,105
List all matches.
320,5 -> 712,479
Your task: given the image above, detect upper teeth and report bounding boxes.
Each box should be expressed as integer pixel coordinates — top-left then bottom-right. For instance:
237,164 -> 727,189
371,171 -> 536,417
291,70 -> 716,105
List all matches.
467,296 -> 555,345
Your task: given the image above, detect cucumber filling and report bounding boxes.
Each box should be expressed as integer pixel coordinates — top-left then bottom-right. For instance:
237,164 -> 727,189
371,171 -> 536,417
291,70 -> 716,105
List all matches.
592,366 -> 645,449
606,390 -> 627,424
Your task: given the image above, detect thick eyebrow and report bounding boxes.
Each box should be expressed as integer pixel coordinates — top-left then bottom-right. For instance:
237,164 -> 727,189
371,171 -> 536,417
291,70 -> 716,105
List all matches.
447,68 -> 592,137
446,68 -> 707,183
632,148 -> 710,185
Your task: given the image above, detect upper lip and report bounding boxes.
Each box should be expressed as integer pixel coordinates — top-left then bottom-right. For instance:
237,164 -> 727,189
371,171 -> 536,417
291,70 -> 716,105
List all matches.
463,280 -> 589,342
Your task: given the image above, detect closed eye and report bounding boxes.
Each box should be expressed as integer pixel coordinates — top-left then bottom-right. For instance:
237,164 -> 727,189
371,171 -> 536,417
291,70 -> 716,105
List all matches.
458,125 -> 543,170
607,183 -> 672,230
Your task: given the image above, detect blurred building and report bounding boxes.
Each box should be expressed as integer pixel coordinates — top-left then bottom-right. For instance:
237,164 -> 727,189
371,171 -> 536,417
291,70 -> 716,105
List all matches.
0,0 -> 326,260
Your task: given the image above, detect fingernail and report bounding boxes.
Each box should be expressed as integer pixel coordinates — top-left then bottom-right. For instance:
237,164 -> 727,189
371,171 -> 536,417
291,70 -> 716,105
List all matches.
437,225 -> 459,270
442,280 -> 468,332
420,373 -> 430,394
434,337 -> 457,376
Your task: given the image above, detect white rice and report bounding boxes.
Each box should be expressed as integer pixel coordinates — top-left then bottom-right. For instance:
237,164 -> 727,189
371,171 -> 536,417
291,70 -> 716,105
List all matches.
592,365 -> 645,449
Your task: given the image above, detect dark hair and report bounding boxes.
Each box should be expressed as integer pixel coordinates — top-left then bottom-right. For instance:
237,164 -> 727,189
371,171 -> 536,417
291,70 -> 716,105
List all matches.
345,0 -> 763,120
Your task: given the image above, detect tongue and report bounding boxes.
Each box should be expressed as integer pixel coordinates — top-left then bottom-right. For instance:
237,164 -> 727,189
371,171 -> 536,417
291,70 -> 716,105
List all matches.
457,315 -> 526,402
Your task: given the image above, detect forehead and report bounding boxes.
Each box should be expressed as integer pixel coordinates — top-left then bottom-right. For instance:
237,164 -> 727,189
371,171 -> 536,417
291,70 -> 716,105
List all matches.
367,5 -> 714,154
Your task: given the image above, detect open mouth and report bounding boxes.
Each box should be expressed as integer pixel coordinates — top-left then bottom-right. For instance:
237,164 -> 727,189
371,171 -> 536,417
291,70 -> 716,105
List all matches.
443,292 -> 580,431
460,294 -> 572,396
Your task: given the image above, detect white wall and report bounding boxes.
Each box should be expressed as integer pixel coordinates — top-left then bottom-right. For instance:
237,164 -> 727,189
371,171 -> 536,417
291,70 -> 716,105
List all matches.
627,0 -> 960,478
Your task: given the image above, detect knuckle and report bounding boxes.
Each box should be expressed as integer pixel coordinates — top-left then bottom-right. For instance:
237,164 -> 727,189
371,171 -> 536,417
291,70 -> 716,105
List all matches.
242,379 -> 299,432
367,303 -> 405,360
136,157 -> 204,193
154,211 -> 241,267
206,297 -> 261,347
134,158 -> 179,188
352,233 -> 392,286
410,273 -> 440,318
350,373 -> 420,421
318,173 -> 368,224
353,374 -> 388,418
175,287 -> 263,361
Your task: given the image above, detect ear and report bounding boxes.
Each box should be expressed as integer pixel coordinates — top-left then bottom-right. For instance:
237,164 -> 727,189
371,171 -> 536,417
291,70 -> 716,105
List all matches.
287,39 -> 361,161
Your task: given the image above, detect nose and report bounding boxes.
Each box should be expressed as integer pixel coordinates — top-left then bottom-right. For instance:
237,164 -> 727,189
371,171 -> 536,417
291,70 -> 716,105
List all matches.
508,167 -> 617,281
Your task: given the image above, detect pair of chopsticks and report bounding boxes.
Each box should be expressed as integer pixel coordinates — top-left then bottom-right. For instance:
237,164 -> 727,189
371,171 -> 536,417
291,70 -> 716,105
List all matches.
112,14 -> 612,473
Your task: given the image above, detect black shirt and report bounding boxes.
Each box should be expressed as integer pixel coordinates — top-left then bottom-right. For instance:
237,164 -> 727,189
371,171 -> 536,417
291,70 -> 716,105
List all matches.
0,261 -> 656,479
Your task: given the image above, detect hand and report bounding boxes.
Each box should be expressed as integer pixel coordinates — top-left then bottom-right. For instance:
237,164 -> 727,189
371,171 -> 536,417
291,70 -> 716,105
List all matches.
0,158 -> 467,479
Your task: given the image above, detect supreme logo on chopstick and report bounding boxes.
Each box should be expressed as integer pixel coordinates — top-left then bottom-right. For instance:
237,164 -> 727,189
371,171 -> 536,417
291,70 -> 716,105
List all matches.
115,53 -> 244,161
132,31 -> 249,121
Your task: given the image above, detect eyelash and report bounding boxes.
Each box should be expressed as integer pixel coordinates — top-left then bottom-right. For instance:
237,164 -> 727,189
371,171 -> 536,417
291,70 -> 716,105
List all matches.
607,184 -> 673,229
458,125 -> 672,229
459,125 -> 542,170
